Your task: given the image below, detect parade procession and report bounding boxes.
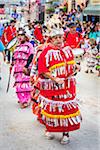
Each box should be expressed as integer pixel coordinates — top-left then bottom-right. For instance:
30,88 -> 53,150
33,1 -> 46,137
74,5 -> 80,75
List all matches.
0,0 -> 100,150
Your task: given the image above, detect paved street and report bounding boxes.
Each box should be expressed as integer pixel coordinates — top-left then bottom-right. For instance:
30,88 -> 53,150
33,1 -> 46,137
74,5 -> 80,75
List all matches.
0,57 -> 100,150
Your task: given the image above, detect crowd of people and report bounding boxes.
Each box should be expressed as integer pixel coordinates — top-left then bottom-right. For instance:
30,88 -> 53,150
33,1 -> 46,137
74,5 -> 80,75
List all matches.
0,5 -> 100,145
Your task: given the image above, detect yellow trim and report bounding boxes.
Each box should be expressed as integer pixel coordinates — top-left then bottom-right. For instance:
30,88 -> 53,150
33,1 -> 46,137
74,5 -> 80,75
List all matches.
49,62 -> 65,71
41,110 -> 80,119
49,60 -> 75,71
67,60 -> 76,65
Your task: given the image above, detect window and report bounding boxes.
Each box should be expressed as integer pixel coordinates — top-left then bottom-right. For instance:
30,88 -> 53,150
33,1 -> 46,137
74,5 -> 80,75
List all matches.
0,4 -> 4,8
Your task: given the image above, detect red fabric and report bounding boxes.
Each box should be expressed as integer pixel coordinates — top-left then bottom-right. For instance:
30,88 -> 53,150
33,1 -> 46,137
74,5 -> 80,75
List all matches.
34,26 -> 44,43
46,124 -> 80,132
1,27 -> 7,46
42,95 -> 81,132
65,32 -> 83,48
32,102 -> 45,125
1,26 -> 16,46
37,45 -> 81,132
6,26 -> 16,42
38,45 -> 76,98
38,47 -> 50,75
32,102 -> 40,116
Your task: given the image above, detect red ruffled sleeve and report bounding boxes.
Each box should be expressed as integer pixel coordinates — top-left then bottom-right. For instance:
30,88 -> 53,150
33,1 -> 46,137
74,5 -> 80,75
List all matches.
38,49 -> 49,75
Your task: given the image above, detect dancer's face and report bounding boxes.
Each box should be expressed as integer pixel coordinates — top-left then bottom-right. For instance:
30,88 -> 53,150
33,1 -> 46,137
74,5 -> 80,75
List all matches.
70,26 -> 76,33
11,22 -> 15,27
51,35 -> 63,48
18,34 -> 25,43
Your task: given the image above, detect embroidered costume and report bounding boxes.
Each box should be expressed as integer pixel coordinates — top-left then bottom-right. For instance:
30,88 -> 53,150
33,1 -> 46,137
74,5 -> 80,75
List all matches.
38,45 -> 82,132
31,43 -> 50,122
13,42 -> 33,105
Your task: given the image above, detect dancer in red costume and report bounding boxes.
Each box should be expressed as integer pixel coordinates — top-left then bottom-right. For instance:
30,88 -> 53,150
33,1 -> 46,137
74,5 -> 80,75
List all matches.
37,18 -> 82,144
30,30 -> 51,124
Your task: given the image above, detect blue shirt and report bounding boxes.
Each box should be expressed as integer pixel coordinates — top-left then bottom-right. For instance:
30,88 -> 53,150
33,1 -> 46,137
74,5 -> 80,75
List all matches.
89,32 -> 98,40
0,40 -> 5,52
0,24 -> 4,37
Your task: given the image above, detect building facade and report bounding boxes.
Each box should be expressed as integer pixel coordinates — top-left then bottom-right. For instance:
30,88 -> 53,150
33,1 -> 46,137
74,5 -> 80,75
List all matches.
83,0 -> 100,22
67,0 -> 87,12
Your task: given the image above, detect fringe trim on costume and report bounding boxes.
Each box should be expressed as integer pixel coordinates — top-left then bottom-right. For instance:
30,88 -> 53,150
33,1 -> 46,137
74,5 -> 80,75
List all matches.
62,47 -> 72,58
39,78 -> 65,90
42,113 -> 82,127
45,49 -> 75,77
45,50 -> 63,67
51,66 -> 66,77
39,77 -> 76,91
41,110 -> 80,119
38,95 -> 78,113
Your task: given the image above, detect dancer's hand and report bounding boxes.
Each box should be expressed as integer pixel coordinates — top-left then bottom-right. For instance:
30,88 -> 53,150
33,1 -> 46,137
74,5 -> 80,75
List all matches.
23,67 -> 30,76
55,77 -> 64,85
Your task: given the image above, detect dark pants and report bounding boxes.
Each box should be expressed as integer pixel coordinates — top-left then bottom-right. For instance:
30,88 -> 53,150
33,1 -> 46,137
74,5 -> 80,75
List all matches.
5,49 -> 11,62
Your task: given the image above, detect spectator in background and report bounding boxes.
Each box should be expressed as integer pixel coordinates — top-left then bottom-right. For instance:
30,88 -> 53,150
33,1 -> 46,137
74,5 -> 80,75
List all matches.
11,9 -> 19,20
77,5 -> 82,12
75,11 -> 83,23
95,42 -> 100,77
34,22 -> 44,44
95,25 -> 100,44
89,27 -> 98,40
85,39 -> 98,74
80,3 -> 85,11
2,20 -> 16,64
81,34 -> 89,52
71,13 -> 75,22
1,23 -> 9,57
76,22 -> 82,33
65,23 -> 83,49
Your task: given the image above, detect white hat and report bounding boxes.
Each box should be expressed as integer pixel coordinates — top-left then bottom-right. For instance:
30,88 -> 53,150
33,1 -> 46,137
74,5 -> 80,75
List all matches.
18,30 -> 25,35
45,14 -> 64,37
17,30 -> 30,39
50,28 -> 64,37
43,30 -> 50,36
